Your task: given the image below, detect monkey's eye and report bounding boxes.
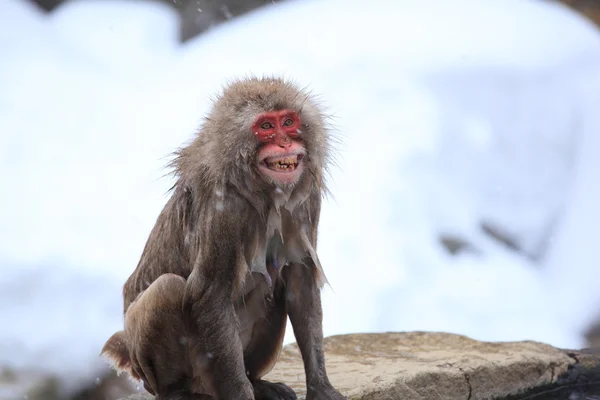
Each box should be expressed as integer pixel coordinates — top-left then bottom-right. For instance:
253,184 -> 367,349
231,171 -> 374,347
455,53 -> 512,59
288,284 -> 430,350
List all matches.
283,118 -> 294,127
260,121 -> 273,130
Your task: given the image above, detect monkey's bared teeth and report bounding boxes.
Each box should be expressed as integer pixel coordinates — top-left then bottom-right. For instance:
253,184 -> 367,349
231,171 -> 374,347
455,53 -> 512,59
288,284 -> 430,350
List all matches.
264,155 -> 301,172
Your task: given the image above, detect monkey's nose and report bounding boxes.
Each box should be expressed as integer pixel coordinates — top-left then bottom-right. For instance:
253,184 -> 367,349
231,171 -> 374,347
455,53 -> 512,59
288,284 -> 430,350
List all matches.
277,137 -> 292,147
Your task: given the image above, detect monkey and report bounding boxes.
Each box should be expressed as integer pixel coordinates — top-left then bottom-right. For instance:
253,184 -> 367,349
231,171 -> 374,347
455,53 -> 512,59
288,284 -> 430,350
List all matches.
101,77 -> 346,400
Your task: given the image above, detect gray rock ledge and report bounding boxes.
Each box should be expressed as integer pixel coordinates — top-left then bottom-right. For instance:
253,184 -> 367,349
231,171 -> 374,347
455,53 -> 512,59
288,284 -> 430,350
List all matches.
119,331 -> 600,400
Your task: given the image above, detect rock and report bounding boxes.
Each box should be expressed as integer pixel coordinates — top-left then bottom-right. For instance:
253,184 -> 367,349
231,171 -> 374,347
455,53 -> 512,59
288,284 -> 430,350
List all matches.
179,0 -> 279,42
69,370 -> 142,400
438,234 -> 478,256
0,367 -> 61,400
0,367 -> 143,400
116,395 -> 153,400
116,332 -> 600,400
27,0 -> 285,43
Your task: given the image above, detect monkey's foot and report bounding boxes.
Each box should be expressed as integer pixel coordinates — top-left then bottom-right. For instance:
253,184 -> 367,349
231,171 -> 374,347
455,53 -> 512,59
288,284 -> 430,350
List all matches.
306,384 -> 346,400
155,388 -> 212,400
252,380 -> 297,400
157,395 -> 211,400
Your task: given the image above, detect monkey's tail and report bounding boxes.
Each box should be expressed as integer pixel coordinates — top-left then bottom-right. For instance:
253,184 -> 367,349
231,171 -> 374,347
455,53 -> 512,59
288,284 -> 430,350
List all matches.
100,331 -> 141,381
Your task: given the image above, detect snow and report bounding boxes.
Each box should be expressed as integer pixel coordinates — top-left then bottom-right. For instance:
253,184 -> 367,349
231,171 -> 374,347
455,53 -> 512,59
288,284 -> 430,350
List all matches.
542,67 -> 600,334
1,0 -> 600,395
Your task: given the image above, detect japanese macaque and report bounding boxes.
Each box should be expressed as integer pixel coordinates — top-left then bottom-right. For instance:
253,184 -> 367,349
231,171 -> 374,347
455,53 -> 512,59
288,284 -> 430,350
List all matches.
101,77 -> 345,400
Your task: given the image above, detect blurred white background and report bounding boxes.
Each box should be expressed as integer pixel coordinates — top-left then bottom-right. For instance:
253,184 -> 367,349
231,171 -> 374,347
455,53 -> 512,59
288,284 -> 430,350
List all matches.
1,0 -> 600,397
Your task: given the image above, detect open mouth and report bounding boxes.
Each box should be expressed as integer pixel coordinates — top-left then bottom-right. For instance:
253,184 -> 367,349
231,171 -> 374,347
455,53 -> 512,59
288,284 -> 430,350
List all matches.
262,154 -> 304,173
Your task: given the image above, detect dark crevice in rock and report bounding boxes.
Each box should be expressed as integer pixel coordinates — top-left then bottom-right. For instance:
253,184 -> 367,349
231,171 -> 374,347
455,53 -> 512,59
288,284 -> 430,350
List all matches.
501,350 -> 600,400
458,367 -> 472,400
506,382 -> 600,400
567,351 -> 581,364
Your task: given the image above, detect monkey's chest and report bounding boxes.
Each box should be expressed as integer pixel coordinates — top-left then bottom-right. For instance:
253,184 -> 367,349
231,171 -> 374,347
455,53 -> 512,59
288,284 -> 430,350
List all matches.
235,235 -> 293,348
239,234 -> 289,307
235,208 -> 321,348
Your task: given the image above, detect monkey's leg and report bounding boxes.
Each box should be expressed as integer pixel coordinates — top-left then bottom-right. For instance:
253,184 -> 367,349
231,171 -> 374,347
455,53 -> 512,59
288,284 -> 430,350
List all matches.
283,263 -> 346,400
125,273 -> 207,400
243,285 -> 297,400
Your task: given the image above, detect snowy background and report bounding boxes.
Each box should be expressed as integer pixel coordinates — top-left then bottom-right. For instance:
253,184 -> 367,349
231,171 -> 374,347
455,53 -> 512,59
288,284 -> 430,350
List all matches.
2,0 -> 600,396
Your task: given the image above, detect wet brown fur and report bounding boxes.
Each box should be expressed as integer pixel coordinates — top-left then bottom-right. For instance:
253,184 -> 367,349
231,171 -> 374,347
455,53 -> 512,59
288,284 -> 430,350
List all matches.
101,77 -> 345,400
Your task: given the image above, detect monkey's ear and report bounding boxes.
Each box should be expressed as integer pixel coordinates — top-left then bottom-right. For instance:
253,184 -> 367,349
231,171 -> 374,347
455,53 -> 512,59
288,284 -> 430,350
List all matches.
100,331 -> 139,379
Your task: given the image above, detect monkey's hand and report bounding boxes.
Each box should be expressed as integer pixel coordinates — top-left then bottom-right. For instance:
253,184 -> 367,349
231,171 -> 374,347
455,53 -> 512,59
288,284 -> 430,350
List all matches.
306,384 -> 347,400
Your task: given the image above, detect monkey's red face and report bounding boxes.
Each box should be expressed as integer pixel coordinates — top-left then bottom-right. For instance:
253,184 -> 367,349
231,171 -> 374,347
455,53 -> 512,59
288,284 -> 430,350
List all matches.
253,109 -> 306,185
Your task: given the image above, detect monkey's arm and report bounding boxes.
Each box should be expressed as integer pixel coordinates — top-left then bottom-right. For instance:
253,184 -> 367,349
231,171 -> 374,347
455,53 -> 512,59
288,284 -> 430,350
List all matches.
283,197 -> 346,400
182,197 -> 255,400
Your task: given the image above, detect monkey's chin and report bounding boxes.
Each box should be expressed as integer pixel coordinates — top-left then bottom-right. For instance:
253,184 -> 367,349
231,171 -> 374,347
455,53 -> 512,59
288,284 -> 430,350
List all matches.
258,162 -> 304,186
